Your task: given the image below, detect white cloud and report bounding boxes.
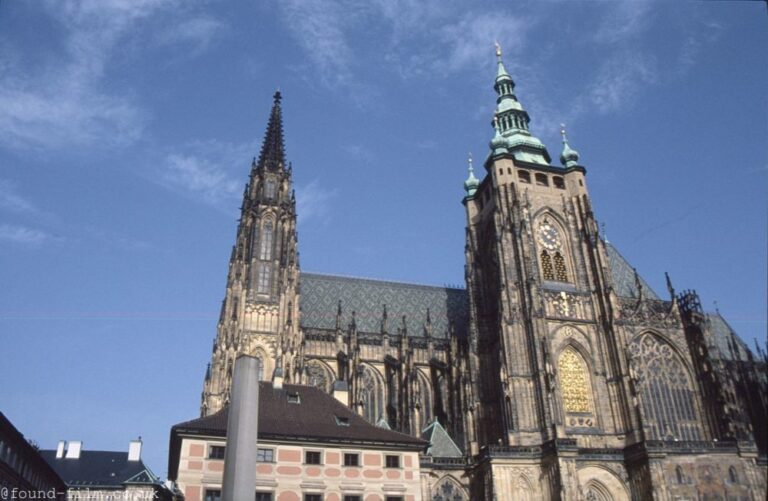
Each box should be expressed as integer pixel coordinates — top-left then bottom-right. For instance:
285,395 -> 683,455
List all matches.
589,53 -> 657,113
161,154 -> 241,207
0,0 -> 224,152
0,180 -> 35,214
280,0 -> 356,88
157,15 -> 224,54
0,223 -> 49,246
440,13 -> 529,73
594,1 -> 652,44
296,180 -> 335,225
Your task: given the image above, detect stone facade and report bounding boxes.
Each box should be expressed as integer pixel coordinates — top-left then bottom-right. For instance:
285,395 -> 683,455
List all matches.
197,51 -> 767,500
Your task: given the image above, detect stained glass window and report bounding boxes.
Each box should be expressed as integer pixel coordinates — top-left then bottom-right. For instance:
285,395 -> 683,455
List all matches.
257,264 -> 270,293
628,334 -> 702,440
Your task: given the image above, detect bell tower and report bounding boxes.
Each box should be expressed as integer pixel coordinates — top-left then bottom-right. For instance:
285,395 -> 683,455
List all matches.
201,92 -> 301,416
462,45 -> 634,458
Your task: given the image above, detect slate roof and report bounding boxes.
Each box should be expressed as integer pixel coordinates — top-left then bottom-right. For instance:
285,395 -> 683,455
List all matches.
421,420 -> 463,458
706,313 -> 752,361
168,382 -> 427,480
299,272 -> 469,339
605,243 -> 660,300
40,450 -> 161,489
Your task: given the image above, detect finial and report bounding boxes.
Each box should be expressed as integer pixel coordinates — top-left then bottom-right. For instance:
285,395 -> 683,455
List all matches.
273,89 -> 282,103
495,41 -> 502,59
468,152 -> 474,172
560,123 -> 568,143
559,123 -> 580,168
464,152 -> 480,197
601,222 -> 609,244
714,300 -> 720,315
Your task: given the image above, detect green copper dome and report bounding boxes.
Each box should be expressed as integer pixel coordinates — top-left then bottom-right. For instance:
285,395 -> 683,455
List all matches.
559,126 -> 580,168
464,153 -> 480,197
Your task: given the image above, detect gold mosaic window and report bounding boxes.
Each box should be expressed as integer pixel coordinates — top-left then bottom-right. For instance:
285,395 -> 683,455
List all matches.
553,252 -> 568,282
541,251 -> 554,280
558,348 -> 591,413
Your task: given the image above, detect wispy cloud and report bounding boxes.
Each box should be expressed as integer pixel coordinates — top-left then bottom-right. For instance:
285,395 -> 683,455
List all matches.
156,14 -> 224,55
280,0 -> 356,88
594,1 -> 653,44
161,154 -> 241,207
0,180 -> 36,214
589,53 -> 657,113
0,1 -> 225,152
0,223 -> 49,246
296,180 -> 335,225
440,12 -> 529,73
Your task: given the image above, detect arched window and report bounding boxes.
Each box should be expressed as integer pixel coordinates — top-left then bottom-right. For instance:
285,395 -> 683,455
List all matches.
541,251 -> 554,280
257,264 -> 270,293
259,221 -> 273,260
553,252 -> 568,281
432,476 -> 468,501
728,466 -> 738,484
536,218 -> 569,283
264,179 -> 276,199
306,360 -> 333,393
255,357 -> 264,381
358,365 -> 384,424
628,334 -> 702,440
558,348 -> 591,413
675,466 -> 684,484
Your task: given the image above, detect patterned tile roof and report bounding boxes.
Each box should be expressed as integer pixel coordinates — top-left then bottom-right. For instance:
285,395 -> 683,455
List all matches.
299,272 -> 469,339
605,243 -> 660,300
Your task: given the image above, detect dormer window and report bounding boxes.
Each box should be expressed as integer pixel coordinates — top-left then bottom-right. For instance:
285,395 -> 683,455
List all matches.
335,416 -> 350,427
287,392 -> 300,404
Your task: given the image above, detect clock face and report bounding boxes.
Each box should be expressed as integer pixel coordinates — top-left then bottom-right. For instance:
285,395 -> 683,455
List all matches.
537,222 -> 562,251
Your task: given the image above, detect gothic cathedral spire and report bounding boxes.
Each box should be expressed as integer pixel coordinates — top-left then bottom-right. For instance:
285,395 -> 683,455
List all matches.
201,92 -> 301,416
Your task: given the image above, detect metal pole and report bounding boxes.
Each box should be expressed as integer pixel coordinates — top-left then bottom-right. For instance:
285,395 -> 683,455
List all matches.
222,355 -> 260,501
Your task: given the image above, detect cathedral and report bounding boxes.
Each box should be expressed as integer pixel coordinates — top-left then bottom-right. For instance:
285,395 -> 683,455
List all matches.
197,48 -> 767,499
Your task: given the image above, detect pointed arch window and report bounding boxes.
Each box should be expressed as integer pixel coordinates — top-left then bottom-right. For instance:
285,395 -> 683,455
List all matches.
264,179 -> 276,200
558,348 -> 592,413
257,263 -> 271,294
541,251 -> 554,280
358,365 -> 384,425
537,218 -> 570,283
728,466 -> 738,484
628,333 -> 702,441
259,221 -> 273,260
553,252 -> 568,281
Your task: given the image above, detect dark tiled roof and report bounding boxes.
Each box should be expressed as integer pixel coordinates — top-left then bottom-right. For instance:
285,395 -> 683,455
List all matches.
299,272 -> 468,339
40,450 -> 160,488
169,383 -> 427,479
706,313 -> 752,361
605,243 -> 660,300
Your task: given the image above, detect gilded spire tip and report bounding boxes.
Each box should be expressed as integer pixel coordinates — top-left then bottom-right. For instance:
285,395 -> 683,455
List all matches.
494,41 -> 502,58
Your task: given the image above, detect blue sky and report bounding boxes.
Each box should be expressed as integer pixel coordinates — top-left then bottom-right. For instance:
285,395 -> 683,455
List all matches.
1,0 -> 766,479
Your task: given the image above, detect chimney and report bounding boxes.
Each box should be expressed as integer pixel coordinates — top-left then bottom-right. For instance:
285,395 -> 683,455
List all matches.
65,441 -> 82,459
55,441 -> 66,459
222,355 -> 261,501
128,439 -> 142,461
332,380 -> 349,405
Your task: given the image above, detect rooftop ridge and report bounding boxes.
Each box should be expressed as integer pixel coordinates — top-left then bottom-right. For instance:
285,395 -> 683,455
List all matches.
301,271 -> 466,291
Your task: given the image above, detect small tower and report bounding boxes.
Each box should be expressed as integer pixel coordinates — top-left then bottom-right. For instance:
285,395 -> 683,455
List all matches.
201,92 -> 301,416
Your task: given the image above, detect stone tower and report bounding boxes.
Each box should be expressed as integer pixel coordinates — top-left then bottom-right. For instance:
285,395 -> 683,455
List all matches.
201,92 -> 301,416
459,46 -> 754,500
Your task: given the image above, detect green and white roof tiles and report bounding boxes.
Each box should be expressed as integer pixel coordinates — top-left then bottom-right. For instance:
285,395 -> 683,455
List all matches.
421,419 -> 464,457
299,272 -> 469,339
